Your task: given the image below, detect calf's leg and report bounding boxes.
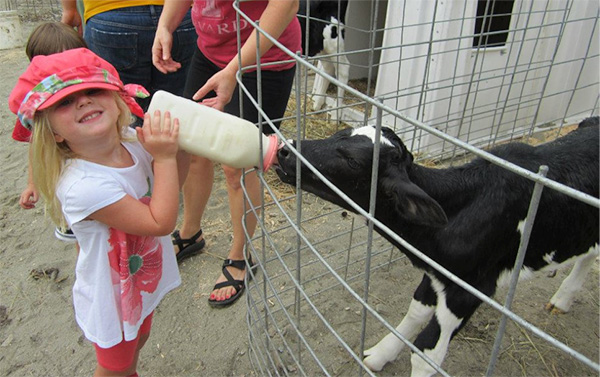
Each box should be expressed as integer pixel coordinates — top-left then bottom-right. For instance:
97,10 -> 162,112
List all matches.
333,54 -> 350,110
545,245 -> 599,314
311,59 -> 335,110
410,275 -> 488,377
363,274 -> 436,372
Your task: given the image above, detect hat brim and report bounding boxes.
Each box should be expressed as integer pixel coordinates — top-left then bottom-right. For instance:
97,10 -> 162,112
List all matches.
38,82 -> 121,111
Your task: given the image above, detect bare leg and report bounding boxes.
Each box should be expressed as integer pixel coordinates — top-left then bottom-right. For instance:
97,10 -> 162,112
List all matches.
210,166 -> 260,302
176,155 -> 213,252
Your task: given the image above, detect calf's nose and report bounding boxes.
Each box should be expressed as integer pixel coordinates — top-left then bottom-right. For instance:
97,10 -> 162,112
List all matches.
277,142 -> 297,162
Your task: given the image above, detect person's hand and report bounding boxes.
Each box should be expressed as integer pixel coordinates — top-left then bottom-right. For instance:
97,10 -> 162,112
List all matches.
152,27 -> 182,74
193,67 -> 238,111
137,110 -> 180,162
19,184 -> 39,209
61,7 -> 83,36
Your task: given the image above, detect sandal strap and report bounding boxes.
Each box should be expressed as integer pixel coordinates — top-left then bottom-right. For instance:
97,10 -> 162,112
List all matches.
213,262 -> 244,290
212,279 -> 243,291
172,228 -> 203,249
222,258 -> 248,271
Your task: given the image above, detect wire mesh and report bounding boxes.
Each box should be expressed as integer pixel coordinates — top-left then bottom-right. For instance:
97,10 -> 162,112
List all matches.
236,1 -> 599,376
1,1 -> 17,12
15,0 -> 61,22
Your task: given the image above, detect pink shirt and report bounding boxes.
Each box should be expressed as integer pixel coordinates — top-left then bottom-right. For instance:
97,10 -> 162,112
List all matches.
191,0 -> 301,70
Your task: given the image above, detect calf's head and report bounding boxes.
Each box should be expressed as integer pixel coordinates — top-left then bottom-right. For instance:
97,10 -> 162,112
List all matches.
275,126 -> 447,227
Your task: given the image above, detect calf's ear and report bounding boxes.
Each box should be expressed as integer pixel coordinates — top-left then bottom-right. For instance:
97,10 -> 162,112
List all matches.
381,175 -> 448,227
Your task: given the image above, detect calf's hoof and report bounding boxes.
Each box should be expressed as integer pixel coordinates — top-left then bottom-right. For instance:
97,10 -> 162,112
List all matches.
311,96 -> 325,111
544,302 -> 567,315
363,347 -> 390,372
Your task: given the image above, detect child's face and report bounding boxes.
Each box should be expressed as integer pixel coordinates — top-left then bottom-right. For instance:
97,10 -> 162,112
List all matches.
47,89 -> 120,145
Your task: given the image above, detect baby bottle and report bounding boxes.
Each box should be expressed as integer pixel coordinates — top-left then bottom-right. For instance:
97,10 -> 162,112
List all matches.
147,90 -> 279,171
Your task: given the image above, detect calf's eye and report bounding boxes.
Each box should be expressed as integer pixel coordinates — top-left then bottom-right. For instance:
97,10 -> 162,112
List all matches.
347,157 -> 360,169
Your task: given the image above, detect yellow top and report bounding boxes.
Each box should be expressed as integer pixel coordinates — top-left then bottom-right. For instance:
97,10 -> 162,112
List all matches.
83,0 -> 165,21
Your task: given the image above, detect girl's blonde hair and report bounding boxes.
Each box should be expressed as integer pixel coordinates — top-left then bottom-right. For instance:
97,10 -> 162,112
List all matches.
30,91 -> 133,227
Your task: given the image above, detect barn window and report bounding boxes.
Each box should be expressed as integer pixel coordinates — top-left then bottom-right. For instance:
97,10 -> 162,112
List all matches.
473,0 -> 515,48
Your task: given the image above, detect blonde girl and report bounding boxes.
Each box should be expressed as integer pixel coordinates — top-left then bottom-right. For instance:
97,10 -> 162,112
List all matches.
9,47 -> 185,377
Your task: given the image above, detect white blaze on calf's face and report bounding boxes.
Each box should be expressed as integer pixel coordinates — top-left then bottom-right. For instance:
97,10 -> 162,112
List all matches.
351,126 -> 394,147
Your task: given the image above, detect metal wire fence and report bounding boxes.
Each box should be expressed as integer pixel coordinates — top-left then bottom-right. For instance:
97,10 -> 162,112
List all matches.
237,0 -> 599,376
13,0 -> 61,22
8,0 -> 596,375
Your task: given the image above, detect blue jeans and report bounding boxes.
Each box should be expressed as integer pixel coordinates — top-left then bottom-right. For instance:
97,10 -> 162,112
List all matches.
84,5 -> 197,111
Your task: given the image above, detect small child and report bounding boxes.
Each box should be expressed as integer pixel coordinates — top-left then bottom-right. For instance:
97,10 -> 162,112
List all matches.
25,21 -> 87,61
9,48 -> 182,377
13,22 -> 88,217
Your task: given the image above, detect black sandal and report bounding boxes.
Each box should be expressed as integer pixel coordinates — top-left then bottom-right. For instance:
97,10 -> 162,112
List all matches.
172,229 -> 206,263
208,256 -> 256,307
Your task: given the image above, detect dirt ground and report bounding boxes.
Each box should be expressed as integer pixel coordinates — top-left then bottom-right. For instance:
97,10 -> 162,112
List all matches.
0,17 -> 599,377
240,190 -> 599,377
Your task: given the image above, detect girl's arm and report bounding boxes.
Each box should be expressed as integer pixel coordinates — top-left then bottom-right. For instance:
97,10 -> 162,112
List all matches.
194,0 -> 300,111
88,111 -> 180,237
152,0 -> 194,74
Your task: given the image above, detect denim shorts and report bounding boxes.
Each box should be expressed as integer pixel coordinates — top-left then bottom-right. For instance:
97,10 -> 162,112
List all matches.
84,5 -> 197,110
184,47 -> 296,134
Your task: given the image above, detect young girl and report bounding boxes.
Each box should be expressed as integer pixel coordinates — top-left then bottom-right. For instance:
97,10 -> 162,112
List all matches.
9,48 -> 183,377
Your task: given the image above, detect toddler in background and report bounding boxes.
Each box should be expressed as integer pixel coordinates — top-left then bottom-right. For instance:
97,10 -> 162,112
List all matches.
13,21 -> 87,242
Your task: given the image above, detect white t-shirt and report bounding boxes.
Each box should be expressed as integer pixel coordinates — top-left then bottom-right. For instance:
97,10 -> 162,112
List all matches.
56,130 -> 181,349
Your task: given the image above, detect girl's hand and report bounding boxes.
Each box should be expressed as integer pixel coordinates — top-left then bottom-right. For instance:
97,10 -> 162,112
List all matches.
136,110 -> 180,162
19,183 -> 39,209
95,110 -> 180,237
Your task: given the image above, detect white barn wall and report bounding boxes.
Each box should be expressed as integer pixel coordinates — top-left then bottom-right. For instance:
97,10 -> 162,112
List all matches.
373,0 -> 599,158
344,0 -> 387,80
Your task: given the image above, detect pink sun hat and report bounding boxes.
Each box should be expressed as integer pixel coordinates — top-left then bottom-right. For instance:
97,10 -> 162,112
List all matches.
9,47 -> 149,135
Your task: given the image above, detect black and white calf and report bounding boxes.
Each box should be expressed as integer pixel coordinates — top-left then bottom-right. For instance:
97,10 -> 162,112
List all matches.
298,0 -> 350,110
275,117 -> 599,376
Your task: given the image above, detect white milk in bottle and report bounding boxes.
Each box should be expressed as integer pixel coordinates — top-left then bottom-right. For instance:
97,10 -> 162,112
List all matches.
147,90 -> 279,170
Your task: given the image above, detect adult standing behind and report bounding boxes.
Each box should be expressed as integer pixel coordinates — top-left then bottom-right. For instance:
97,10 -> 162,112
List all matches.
61,0 -> 197,112
152,0 -> 301,307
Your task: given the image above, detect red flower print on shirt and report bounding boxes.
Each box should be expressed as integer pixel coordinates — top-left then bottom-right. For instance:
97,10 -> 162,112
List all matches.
108,197 -> 162,325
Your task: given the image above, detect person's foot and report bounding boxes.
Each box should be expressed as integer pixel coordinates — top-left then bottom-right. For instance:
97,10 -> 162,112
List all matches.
208,256 -> 256,307
172,229 -> 205,263
54,227 -> 77,243
211,263 -> 246,302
